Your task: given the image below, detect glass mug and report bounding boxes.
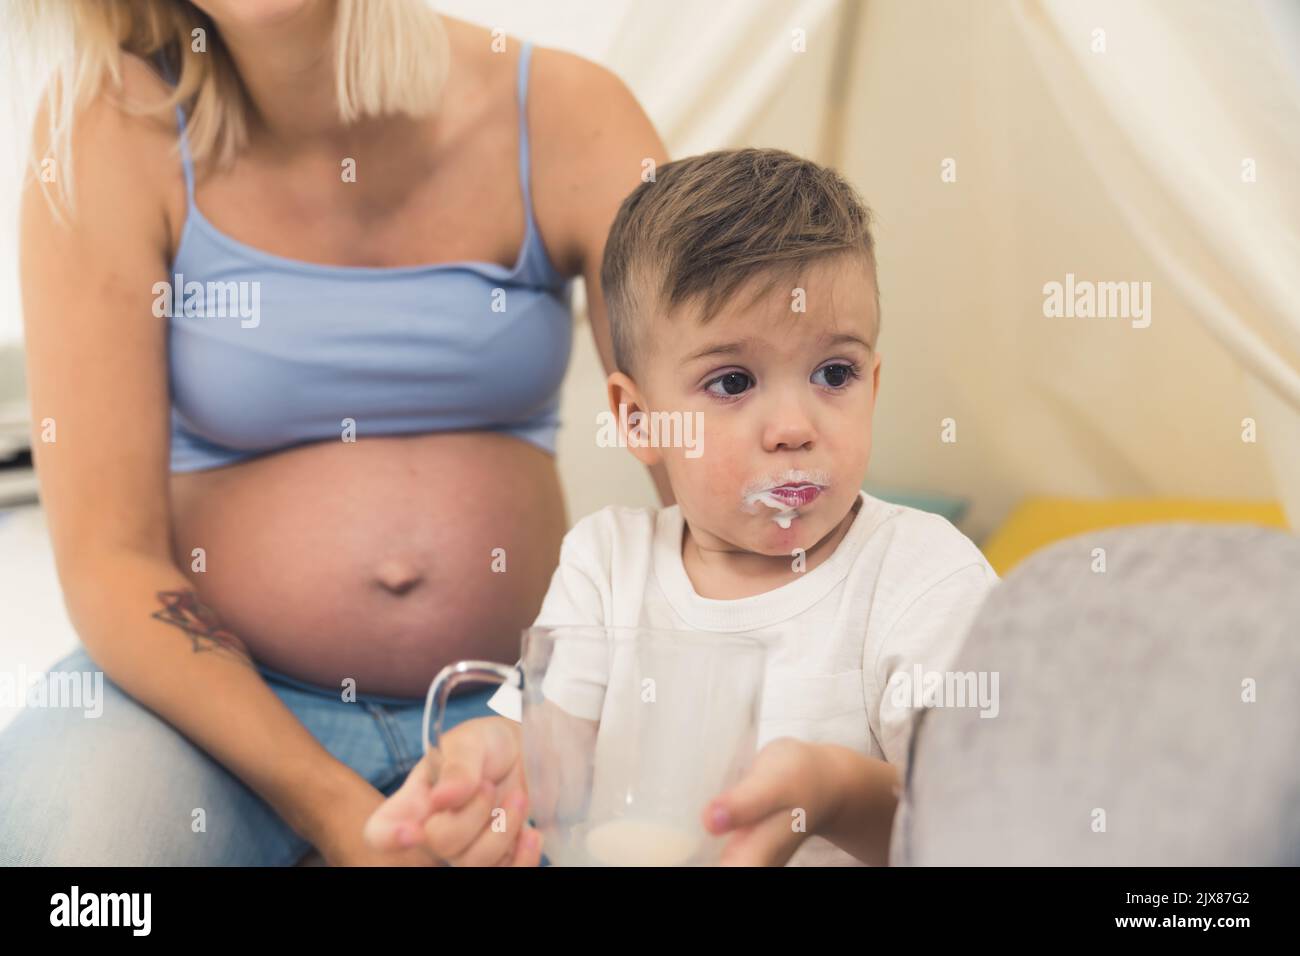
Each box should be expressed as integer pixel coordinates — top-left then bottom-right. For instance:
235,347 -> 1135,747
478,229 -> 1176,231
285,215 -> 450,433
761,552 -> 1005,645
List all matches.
422,625 -> 774,866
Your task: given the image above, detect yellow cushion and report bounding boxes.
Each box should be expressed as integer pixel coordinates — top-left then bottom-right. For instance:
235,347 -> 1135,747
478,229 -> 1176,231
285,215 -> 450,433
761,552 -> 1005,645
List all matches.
981,498 -> 1291,576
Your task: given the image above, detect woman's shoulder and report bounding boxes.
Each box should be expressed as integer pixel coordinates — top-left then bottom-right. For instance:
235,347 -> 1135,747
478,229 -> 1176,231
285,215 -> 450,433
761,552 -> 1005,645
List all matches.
439,18 -> 638,117
527,43 -> 653,143
26,52 -> 179,197
55,51 -> 178,149
435,18 -> 666,277
23,50 -> 184,239
530,43 -> 633,97
518,40 -> 668,278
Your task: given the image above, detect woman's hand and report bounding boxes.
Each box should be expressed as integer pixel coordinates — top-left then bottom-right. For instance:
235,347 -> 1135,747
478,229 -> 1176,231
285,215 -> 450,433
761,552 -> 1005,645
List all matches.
362,717 -> 542,866
310,777 -> 441,867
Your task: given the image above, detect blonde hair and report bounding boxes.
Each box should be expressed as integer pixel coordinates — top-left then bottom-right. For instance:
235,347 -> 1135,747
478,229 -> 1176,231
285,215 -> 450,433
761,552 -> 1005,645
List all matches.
11,0 -> 450,217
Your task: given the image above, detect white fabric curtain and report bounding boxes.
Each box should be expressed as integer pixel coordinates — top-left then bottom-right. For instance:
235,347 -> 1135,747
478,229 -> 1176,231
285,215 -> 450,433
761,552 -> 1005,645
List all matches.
824,0 -> 1296,537
3,1 -> 1292,531
439,0 -> 1298,533
1009,0 -> 1300,526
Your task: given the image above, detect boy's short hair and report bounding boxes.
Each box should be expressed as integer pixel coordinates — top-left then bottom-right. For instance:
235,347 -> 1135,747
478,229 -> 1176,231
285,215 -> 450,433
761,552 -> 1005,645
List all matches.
600,147 -> 878,377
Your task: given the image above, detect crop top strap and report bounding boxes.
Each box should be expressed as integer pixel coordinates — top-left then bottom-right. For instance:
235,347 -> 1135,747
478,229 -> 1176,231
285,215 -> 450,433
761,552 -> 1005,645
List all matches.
516,41 -> 536,231
173,105 -> 197,205
154,52 -> 196,205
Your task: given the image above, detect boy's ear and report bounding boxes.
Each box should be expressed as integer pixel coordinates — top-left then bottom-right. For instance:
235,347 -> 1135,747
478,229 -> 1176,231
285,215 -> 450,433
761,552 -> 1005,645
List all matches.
606,371 -> 662,467
871,352 -> 882,400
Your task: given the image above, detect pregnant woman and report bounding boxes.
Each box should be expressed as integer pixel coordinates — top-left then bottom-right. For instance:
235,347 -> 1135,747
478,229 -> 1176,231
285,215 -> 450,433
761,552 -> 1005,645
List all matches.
1,0 -> 667,864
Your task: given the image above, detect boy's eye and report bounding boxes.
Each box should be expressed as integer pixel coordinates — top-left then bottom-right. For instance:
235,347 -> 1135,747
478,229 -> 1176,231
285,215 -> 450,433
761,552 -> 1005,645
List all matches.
705,371 -> 753,397
813,363 -> 857,388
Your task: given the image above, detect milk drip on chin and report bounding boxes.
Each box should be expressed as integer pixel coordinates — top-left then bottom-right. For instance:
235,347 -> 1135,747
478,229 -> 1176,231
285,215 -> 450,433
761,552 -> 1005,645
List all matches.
742,490 -> 800,529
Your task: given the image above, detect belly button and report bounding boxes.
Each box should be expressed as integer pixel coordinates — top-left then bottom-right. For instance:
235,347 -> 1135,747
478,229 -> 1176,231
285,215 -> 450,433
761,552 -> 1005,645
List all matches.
372,558 -> 425,596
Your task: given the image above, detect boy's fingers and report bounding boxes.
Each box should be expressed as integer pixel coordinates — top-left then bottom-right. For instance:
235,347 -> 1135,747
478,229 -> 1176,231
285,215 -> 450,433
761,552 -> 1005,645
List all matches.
451,788 -> 531,867
704,739 -> 807,832
719,814 -> 804,867
430,719 -> 520,811
424,778 -> 499,861
428,767 -> 480,812
509,826 -> 543,867
704,770 -> 790,834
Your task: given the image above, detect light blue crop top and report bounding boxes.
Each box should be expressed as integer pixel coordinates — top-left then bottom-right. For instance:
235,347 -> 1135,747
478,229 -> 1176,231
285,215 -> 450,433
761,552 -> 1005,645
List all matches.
165,42 -> 573,472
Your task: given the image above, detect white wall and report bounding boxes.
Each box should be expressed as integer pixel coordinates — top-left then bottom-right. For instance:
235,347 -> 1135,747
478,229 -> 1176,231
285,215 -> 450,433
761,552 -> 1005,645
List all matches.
0,21 -> 42,345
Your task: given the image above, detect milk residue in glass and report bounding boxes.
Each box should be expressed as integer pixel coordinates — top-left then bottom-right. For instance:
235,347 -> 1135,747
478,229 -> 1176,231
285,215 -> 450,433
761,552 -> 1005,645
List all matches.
582,818 -> 702,866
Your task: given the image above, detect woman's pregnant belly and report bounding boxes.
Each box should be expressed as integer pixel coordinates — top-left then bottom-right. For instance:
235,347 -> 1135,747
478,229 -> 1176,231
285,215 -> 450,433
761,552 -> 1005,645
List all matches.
168,432 -> 567,699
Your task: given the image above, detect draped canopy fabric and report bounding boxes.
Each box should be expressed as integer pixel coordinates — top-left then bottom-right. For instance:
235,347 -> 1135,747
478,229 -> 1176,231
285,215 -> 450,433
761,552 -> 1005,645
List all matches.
2,1 -> 1293,533
447,0 -> 1297,534
1009,0 -> 1300,528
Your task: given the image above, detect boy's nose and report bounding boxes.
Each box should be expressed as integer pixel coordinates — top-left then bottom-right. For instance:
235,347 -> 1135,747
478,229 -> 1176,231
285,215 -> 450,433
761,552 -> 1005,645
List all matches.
762,412 -> 816,452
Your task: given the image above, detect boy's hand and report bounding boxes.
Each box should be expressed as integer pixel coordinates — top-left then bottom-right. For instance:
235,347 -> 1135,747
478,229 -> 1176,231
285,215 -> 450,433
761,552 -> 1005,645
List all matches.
363,716 -> 543,866
701,737 -> 837,866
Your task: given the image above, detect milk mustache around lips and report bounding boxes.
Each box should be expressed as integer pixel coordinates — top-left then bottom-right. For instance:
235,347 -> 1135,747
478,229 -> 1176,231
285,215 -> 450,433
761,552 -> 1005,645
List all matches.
741,469 -> 830,529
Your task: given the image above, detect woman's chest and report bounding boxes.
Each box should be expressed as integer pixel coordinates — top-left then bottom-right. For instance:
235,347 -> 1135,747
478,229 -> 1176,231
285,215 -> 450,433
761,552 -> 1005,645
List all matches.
167,268 -> 572,458
167,114 -> 529,270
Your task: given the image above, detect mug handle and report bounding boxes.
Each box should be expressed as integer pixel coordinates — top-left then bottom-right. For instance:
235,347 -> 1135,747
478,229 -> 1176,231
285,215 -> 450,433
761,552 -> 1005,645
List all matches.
422,660 -> 521,755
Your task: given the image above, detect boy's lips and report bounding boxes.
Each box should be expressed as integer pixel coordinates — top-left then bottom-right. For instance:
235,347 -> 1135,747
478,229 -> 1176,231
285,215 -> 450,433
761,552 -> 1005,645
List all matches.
765,484 -> 823,508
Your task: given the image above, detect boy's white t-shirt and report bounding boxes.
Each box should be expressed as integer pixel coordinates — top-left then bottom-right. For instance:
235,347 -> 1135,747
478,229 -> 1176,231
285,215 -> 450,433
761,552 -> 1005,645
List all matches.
487,489 -> 999,867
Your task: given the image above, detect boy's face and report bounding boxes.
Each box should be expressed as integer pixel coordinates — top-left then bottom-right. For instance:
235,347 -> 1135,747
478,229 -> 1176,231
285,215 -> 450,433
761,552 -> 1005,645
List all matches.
609,255 -> 881,558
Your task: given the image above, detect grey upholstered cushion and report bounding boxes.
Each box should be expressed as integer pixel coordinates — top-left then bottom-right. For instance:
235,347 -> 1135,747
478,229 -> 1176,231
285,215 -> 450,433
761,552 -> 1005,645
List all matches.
892,522 -> 1300,865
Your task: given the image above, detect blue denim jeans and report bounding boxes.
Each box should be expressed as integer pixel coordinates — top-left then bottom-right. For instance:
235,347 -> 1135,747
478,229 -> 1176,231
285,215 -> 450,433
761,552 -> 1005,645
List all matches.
0,645 -> 498,865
